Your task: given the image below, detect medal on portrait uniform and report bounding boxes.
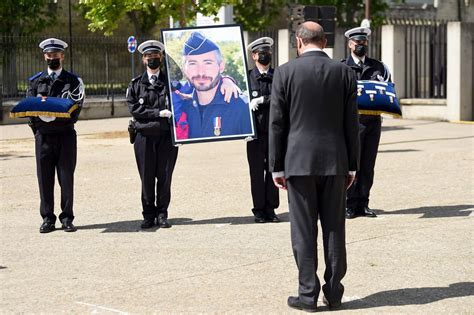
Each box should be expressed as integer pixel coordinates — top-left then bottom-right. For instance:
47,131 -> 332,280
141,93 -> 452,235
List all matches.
213,116 -> 221,136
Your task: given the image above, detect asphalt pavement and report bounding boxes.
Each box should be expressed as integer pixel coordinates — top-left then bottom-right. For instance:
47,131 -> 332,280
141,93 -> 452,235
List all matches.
1,117 -> 473,314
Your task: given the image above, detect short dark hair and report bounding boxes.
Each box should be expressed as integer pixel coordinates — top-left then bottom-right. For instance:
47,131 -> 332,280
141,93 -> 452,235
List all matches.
296,22 -> 326,45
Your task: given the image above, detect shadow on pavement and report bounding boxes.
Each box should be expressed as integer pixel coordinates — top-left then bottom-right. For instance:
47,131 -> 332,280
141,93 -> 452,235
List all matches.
378,149 -> 420,153
376,205 -> 473,218
380,135 -> 473,146
381,121 -> 438,132
342,282 -> 474,310
381,125 -> 412,132
79,220 -> 149,233
77,212 -> 290,232
0,153 -> 34,160
171,212 -> 289,225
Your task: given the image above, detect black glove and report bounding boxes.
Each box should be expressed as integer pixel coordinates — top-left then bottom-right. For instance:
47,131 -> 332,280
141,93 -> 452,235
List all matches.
128,120 -> 137,144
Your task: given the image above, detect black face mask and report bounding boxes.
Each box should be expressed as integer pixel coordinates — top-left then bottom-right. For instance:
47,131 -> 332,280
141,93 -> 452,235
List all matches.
257,52 -> 272,66
147,58 -> 161,70
354,45 -> 367,57
47,58 -> 61,70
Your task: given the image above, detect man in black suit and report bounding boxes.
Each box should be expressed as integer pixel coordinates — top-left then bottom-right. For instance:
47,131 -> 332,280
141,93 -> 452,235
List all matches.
269,21 -> 360,312
342,27 -> 391,219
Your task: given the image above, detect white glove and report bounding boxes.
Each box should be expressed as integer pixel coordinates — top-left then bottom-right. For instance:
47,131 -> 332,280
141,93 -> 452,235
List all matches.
249,96 -> 264,111
38,115 -> 56,122
159,109 -> 172,118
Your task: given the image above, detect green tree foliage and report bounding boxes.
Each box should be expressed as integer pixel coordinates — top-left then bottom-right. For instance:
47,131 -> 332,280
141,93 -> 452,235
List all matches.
79,0 -> 391,36
0,0 -> 57,35
0,0 -> 58,95
232,0 -> 286,32
78,0 -> 229,36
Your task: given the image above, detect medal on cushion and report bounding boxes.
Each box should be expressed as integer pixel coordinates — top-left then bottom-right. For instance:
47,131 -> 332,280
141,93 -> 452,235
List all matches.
213,116 -> 221,136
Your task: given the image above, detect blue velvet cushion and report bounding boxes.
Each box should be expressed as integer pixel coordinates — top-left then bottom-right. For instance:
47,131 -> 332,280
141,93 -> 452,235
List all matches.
10,96 -> 78,118
356,80 -> 402,117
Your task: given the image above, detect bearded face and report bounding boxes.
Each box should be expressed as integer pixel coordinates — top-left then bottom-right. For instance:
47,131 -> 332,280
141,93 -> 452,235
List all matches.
184,50 -> 224,91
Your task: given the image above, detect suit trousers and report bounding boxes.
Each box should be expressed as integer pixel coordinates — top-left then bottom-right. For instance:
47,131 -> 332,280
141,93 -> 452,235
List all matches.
287,175 -> 347,305
347,115 -> 382,209
246,134 -> 279,215
134,133 -> 178,220
35,130 -> 77,224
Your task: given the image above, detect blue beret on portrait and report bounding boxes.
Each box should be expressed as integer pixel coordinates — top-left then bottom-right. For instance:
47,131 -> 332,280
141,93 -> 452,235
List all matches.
10,96 -> 78,118
183,32 -> 220,56
356,80 -> 401,117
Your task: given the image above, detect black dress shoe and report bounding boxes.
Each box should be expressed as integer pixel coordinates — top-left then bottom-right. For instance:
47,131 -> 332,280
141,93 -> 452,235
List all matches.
287,296 -> 317,312
140,218 -> 155,229
360,206 -> 377,217
265,213 -> 281,223
157,216 -> 171,228
345,207 -> 357,219
62,222 -> 77,232
322,295 -> 342,310
254,214 -> 266,223
39,222 -> 55,233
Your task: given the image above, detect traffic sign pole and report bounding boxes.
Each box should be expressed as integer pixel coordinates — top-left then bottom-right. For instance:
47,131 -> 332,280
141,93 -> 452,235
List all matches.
127,36 -> 137,79
131,53 -> 135,78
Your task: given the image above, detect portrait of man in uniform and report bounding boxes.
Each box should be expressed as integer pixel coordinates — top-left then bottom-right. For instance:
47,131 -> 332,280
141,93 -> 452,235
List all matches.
162,25 -> 255,144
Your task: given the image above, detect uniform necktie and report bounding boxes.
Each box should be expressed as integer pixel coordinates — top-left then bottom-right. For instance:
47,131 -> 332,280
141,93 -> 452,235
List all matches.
50,72 -> 56,81
358,60 -> 363,68
150,75 -> 157,85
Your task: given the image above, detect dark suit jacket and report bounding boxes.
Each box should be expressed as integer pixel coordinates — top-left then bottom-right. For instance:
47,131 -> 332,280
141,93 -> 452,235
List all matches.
27,69 -> 83,133
343,55 -> 391,82
269,50 -> 360,177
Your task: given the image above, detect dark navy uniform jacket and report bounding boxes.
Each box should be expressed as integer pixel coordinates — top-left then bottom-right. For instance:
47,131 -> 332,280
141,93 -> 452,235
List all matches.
342,55 -> 391,82
342,56 -> 391,115
27,70 -> 83,133
181,81 -> 252,139
248,67 -> 273,134
127,71 -> 171,136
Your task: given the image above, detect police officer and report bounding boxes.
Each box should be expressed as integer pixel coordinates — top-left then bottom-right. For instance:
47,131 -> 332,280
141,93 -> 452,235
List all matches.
127,40 -> 178,229
27,38 -> 85,233
246,37 -> 280,223
342,27 -> 391,219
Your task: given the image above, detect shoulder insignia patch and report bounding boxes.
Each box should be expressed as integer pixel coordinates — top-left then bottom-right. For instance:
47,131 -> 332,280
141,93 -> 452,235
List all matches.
28,72 -> 43,81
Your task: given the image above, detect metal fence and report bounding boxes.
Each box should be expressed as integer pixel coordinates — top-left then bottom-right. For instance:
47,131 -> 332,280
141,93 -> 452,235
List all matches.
400,20 -> 447,98
1,35 -> 149,100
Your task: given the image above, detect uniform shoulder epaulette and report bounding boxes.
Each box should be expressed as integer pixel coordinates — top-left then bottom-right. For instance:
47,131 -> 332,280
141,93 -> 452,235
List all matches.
131,75 -> 142,82
66,70 -> 80,78
28,72 -> 43,81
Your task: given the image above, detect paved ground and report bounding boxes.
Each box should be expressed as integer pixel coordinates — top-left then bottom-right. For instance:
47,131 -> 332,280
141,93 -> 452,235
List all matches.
1,117 -> 473,314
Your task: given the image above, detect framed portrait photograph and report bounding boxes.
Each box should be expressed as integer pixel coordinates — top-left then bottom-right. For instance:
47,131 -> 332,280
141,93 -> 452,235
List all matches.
161,25 -> 255,145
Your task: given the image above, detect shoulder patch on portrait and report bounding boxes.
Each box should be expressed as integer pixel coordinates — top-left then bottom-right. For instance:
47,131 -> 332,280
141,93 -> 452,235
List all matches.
29,72 -> 43,81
